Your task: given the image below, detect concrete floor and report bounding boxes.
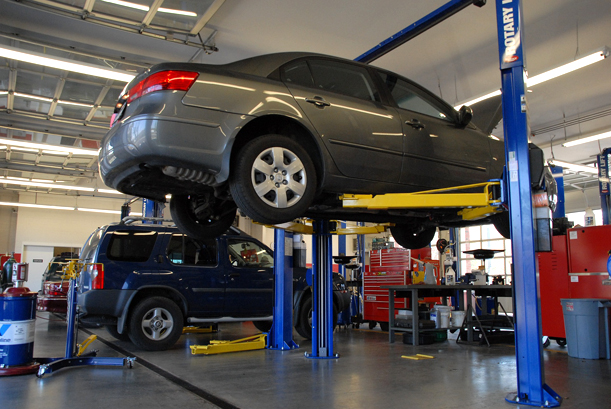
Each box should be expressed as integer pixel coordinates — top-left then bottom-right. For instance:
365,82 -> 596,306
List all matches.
2,312 -> 611,409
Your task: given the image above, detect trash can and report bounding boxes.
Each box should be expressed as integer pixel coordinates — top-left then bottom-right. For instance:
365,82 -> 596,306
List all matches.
560,299 -> 611,359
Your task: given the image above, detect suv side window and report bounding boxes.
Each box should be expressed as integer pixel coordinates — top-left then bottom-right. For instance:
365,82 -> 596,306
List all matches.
107,230 -> 158,262
167,234 -> 217,266
378,71 -> 453,121
227,239 -> 273,268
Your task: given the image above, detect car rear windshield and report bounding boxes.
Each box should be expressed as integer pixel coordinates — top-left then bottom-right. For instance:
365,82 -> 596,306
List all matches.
107,230 -> 158,262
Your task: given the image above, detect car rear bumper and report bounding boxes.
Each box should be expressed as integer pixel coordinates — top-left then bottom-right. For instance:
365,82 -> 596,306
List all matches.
99,94 -> 247,194
78,289 -> 136,318
36,296 -> 67,314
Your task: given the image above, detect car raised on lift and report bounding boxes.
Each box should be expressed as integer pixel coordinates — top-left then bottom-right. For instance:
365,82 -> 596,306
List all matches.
100,52 -> 548,247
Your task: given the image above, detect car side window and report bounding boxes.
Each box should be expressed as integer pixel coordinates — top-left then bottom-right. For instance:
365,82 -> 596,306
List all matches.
107,230 -> 158,262
378,71 -> 453,121
282,60 -> 315,87
309,60 -> 380,102
227,239 -> 274,269
167,234 -> 217,266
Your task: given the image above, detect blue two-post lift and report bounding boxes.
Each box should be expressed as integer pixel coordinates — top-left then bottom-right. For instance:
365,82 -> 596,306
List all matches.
266,0 -> 562,406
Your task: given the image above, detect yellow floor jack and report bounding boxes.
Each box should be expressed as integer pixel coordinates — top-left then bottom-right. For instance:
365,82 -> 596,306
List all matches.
190,334 -> 267,355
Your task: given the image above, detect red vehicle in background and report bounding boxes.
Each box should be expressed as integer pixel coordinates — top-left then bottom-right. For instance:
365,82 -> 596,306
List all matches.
36,253 -> 78,314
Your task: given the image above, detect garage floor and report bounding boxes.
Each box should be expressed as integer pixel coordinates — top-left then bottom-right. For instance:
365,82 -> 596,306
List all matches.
3,313 -> 611,409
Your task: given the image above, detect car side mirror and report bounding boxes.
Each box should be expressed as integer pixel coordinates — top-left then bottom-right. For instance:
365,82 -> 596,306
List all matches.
457,105 -> 473,128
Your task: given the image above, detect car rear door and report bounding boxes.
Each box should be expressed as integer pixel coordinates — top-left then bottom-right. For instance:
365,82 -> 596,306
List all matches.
161,233 -> 225,315
376,71 -> 494,190
281,58 -> 403,183
223,237 -> 274,317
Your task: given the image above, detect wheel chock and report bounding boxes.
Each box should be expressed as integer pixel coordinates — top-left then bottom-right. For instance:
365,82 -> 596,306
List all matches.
182,325 -> 217,334
190,334 -> 267,355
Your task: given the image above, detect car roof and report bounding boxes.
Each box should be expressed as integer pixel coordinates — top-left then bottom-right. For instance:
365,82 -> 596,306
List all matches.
103,222 -> 250,238
222,52 -> 326,77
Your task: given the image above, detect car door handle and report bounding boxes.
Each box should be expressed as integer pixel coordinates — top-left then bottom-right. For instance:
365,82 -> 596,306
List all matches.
305,96 -> 331,108
229,273 -> 240,280
405,119 -> 425,130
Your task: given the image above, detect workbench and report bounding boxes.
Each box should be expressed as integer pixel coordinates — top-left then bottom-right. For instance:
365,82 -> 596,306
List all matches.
380,284 -> 513,345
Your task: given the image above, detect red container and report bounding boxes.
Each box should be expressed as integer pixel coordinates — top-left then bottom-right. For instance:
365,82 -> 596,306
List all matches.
538,235 -> 569,339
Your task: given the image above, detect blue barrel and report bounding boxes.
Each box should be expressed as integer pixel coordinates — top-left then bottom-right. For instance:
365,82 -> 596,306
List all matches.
0,288 -> 37,367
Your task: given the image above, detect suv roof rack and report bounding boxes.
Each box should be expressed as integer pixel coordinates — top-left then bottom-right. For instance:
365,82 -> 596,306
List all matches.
120,216 -> 175,225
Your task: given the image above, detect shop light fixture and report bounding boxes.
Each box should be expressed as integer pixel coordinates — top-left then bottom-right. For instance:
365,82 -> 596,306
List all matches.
0,201 -> 142,215
0,178 -> 95,191
0,139 -> 99,156
101,0 -> 197,16
548,159 -> 598,174
561,130 -> 611,148
0,45 -> 136,82
456,47 -> 608,108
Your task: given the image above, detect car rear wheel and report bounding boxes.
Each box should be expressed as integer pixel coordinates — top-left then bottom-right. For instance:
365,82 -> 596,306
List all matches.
230,134 -> 317,225
128,297 -> 184,351
170,192 -> 237,240
390,225 -> 436,249
253,320 -> 273,332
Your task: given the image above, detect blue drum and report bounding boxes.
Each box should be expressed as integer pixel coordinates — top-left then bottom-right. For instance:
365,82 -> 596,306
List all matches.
0,288 -> 37,367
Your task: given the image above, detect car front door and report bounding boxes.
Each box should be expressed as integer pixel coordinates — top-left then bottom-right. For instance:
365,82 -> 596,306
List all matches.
377,71 -> 494,190
281,58 -> 403,184
162,233 -> 225,315
224,238 -> 274,317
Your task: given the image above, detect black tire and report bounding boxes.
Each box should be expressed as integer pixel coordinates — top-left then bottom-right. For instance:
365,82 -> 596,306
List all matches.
390,225 -> 436,249
368,321 -> 377,330
556,338 -> 567,347
128,297 -> 184,351
229,134 -> 317,224
170,192 -> 237,240
253,320 -> 272,332
542,336 -> 551,348
105,325 -> 131,342
491,212 -> 511,239
295,295 -> 338,340
379,321 -> 389,332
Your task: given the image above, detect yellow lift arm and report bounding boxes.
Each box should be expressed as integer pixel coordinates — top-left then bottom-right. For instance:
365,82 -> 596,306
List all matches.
341,181 -> 503,221
190,334 -> 267,355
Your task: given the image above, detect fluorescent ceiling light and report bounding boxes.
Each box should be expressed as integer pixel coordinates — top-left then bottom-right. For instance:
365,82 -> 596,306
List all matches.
549,160 -> 598,174
77,208 -> 120,214
0,45 -> 136,82
456,47 -> 608,108
0,178 -> 95,191
0,139 -> 99,156
527,49 -> 608,87
101,0 -> 197,16
561,130 -> 611,147
98,188 -> 125,195
0,201 -> 74,211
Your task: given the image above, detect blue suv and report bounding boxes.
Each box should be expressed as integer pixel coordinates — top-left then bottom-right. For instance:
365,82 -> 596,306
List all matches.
77,221 -> 350,351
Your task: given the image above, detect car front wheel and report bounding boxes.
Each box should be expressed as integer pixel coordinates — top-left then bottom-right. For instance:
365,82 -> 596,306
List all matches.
295,295 -> 338,340
128,297 -> 184,351
230,134 -> 317,225
170,192 -> 237,240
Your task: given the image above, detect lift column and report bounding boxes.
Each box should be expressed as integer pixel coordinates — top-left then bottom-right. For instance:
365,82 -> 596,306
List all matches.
495,0 -> 560,406
268,228 -> 298,350
306,220 -> 338,359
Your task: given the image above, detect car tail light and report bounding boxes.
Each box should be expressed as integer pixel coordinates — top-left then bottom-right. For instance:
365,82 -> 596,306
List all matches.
91,264 -> 105,290
126,70 -> 199,104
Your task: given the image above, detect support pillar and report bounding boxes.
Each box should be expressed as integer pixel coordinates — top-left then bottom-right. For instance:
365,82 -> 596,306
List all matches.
268,229 -> 298,350
306,220 -> 338,359
495,0 -> 560,406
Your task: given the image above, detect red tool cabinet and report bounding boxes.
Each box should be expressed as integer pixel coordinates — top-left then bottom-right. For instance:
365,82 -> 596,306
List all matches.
363,247 -> 433,325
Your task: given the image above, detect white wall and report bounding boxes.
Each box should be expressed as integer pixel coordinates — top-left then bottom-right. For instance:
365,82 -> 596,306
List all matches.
15,193 -> 126,254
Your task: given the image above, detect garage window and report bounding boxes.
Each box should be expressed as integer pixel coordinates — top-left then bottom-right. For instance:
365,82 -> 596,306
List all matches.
167,234 -> 217,266
107,231 -> 157,262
